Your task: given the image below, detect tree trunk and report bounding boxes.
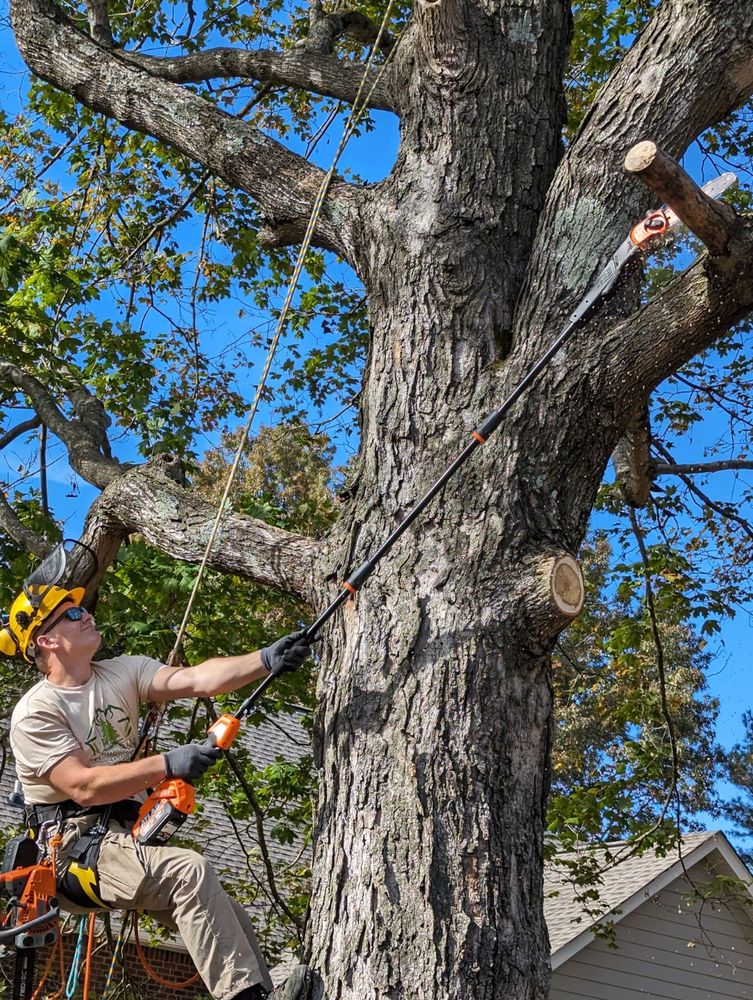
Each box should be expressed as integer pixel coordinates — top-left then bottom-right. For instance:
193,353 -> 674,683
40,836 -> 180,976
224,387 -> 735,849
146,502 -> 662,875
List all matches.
305,7 -> 585,996
9,0 -> 753,997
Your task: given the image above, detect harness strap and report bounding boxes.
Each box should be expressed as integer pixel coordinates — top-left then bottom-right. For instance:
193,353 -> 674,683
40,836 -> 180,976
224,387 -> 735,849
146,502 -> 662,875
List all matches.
24,801 -> 141,911
25,799 -> 141,830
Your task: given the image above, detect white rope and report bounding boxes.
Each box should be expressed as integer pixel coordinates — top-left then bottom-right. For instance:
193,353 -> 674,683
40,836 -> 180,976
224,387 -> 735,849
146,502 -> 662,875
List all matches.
165,2 -> 399,668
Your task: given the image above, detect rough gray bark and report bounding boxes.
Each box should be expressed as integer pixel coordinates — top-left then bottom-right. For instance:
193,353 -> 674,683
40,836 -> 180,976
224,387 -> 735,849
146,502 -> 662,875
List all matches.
81,456 -> 318,599
7,0 -> 753,998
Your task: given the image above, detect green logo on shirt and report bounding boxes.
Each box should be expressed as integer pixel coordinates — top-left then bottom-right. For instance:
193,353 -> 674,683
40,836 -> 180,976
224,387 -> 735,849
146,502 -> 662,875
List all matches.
86,704 -> 133,763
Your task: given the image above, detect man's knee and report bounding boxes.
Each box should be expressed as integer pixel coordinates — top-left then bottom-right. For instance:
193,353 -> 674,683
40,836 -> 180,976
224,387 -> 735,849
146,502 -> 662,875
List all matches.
160,847 -> 221,897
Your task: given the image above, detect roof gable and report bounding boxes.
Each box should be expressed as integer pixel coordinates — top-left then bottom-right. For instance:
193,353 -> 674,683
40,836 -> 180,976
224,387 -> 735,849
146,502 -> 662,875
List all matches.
545,831 -> 753,969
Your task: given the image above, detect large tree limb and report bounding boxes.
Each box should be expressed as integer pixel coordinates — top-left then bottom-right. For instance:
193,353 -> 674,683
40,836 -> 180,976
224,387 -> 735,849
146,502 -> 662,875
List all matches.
10,0 -> 364,260
79,456 -> 320,602
119,47 -> 396,114
0,364 -> 124,489
596,223 -> 753,412
577,0 -> 753,164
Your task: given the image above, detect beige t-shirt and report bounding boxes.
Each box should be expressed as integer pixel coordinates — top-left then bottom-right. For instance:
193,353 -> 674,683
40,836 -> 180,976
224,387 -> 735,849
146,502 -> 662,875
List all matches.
10,655 -> 166,805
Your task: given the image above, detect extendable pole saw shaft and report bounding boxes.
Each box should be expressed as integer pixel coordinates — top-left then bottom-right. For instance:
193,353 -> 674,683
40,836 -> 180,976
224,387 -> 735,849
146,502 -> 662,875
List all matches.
303,171 -> 736,640
133,172 -> 736,847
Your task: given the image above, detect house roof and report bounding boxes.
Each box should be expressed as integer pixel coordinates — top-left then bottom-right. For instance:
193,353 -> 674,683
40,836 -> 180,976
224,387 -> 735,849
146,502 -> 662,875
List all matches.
545,830 -> 753,970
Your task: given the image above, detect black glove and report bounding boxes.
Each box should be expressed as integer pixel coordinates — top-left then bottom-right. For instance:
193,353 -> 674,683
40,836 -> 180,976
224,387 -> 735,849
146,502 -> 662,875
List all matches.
163,741 -> 222,781
260,629 -> 312,676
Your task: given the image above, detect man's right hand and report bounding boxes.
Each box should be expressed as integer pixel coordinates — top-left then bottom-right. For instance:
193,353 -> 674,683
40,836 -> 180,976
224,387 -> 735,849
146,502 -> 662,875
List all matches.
163,742 -> 222,781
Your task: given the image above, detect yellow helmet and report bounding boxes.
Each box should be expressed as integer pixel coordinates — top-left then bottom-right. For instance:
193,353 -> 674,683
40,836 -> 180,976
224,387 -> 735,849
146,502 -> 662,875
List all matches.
0,584 -> 85,663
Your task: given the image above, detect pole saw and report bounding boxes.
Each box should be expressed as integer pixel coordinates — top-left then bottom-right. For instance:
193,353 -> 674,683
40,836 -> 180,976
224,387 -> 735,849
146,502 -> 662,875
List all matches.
129,172 -> 737,846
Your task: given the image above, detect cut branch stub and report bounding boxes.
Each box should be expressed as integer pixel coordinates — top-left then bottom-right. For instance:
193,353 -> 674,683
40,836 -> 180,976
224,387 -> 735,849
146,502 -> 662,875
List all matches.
546,554 -> 585,619
518,550 -> 585,639
624,140 -> 741,256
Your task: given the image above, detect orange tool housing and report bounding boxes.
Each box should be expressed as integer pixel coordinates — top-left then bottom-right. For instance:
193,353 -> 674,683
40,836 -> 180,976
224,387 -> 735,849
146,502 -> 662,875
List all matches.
133,714 -> 242,846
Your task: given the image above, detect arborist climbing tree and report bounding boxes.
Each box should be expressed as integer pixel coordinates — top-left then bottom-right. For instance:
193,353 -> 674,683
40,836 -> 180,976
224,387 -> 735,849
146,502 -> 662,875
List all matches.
0,543 -> 312,1000
2,1 -> 753,999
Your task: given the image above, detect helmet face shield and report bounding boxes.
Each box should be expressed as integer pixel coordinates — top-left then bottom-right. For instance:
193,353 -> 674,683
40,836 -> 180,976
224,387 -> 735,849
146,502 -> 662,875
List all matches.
23,540 -> 97,610
24,544 -> 69,596
0,539 -> 97,663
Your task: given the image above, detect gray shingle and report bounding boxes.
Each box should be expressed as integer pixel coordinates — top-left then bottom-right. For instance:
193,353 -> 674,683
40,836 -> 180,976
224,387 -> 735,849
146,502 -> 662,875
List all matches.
544,831 -> 723,954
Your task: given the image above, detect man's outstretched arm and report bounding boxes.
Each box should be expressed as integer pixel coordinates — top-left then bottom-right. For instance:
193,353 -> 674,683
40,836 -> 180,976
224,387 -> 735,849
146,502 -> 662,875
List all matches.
147,630 -> 312,701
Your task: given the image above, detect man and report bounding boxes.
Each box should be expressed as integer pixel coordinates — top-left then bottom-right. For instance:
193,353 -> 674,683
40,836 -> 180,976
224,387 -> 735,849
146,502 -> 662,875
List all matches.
4,580 -> 312,1000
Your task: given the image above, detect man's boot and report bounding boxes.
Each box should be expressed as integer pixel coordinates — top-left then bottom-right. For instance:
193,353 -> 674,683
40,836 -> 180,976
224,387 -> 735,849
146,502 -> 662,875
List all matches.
232,985 -> 269,1000
273,964 -> 312,999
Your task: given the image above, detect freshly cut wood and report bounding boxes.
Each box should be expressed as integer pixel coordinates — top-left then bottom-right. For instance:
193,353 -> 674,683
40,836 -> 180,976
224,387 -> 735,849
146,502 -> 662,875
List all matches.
624,140 -> 740,255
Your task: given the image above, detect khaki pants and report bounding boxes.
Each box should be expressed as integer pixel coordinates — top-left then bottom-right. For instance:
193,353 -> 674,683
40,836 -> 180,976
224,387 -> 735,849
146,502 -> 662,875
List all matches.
58,816 -> 273,1000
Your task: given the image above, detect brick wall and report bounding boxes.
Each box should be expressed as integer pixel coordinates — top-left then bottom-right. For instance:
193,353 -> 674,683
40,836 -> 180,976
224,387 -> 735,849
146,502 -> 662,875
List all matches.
0,919 -> 210,1000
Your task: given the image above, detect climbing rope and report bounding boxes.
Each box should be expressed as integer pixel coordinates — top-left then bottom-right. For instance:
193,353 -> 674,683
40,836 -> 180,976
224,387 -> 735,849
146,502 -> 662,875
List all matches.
64,916 -> 87,999
133,912 -> 201,989
166,0 -> 399,670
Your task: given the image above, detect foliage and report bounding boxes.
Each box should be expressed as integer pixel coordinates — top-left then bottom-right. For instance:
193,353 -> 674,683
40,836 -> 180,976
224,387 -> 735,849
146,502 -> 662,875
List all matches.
722,712 -> 753,864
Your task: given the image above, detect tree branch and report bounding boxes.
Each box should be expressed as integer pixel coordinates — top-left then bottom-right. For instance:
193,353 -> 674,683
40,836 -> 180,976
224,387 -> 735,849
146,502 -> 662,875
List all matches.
595,219 -> 753,412
118,47 -> 396,114
83,0 -> 113,48
624,141 -> 741,257
10,0 -> 364,260
0,364 -> 124,489
654,459 -> 753,476
653,441 -> 753,542
0,416 -> 41,452
517,0 -> 753,355
80,456 -> 319,602
0,493 -> 49,559
584,0 -> 753,161
299,8 -> 395,57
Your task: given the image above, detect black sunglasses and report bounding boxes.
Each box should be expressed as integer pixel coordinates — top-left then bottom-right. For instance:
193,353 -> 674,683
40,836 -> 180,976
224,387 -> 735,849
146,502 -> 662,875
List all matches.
40,606 -> 88,635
